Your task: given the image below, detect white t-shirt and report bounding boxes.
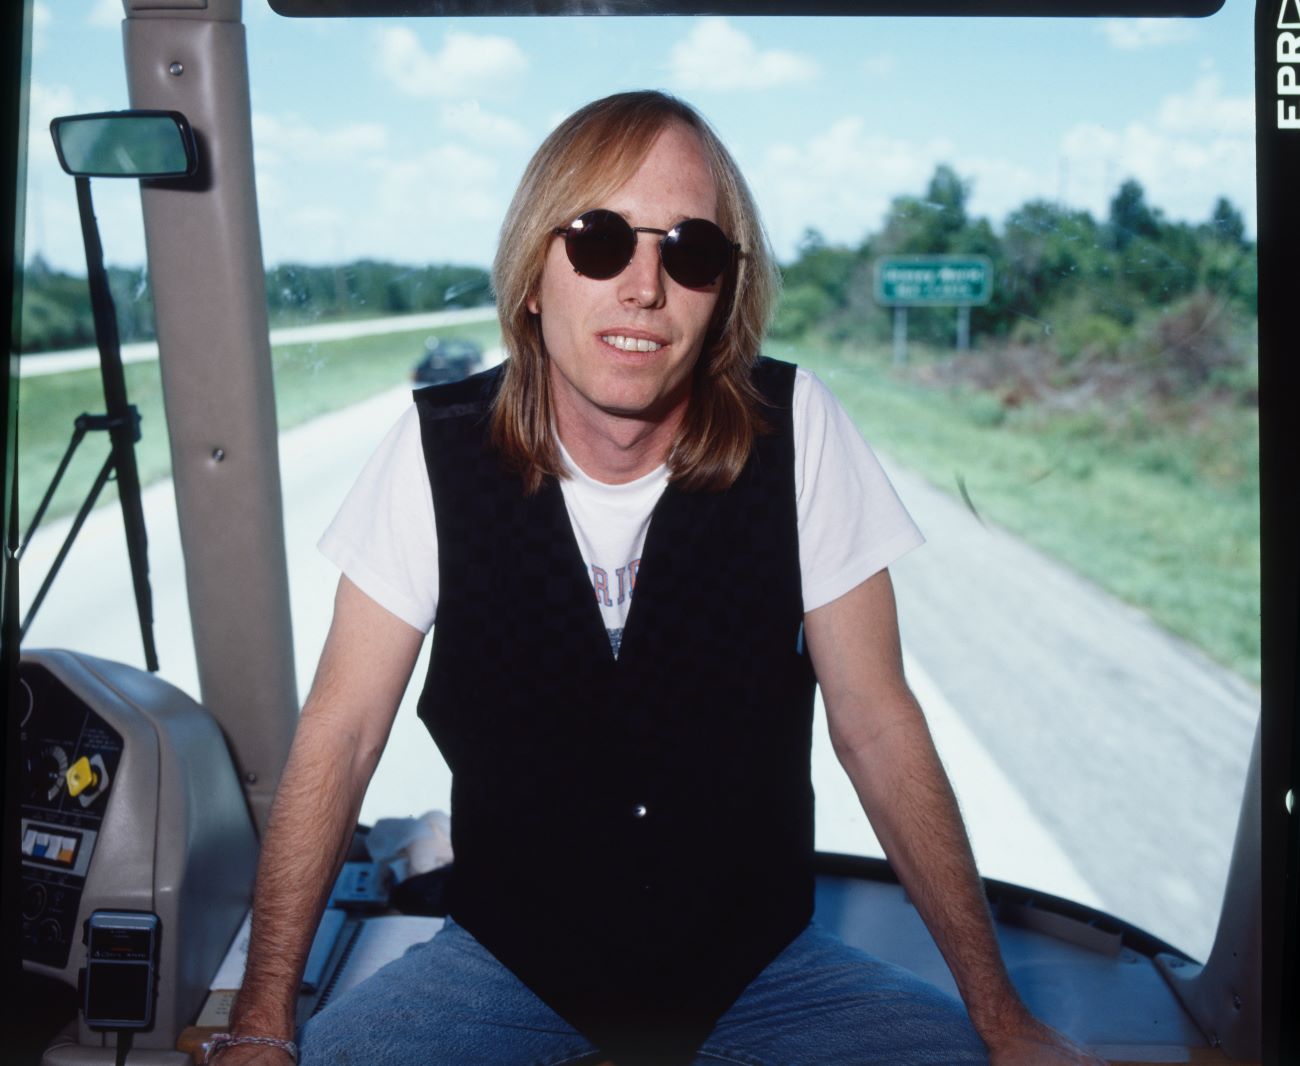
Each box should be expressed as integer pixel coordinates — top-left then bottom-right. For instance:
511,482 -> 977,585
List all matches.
319,367 -> 922,648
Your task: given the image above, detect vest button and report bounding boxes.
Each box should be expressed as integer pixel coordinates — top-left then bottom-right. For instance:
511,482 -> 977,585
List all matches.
632,804 -> 648,818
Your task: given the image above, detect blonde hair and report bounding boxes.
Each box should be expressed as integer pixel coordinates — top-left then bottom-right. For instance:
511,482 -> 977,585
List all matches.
490,90 -> 779,494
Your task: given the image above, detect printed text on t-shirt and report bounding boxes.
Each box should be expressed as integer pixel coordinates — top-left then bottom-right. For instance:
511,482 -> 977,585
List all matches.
591,560 -> 640,606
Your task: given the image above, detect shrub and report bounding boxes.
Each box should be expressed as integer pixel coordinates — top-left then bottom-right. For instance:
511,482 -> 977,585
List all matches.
770,284 -> 834,340
1130,291 -> 1253,398
1046,303 -> 1129,364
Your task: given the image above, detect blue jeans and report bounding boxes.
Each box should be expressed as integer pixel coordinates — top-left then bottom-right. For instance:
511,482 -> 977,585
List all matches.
299,918 -> 988,1065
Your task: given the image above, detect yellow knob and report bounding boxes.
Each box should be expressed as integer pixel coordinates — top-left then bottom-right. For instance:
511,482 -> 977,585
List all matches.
66,756 -> 99,798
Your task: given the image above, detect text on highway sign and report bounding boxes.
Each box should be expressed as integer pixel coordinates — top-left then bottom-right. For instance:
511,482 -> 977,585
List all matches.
875,256 -> 993,306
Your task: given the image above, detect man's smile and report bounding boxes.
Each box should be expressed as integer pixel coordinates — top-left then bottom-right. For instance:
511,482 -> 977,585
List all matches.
599,332 -> 667,353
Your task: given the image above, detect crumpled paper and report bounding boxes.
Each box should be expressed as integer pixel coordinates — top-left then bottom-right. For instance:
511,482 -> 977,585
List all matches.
366,809 -> 453,884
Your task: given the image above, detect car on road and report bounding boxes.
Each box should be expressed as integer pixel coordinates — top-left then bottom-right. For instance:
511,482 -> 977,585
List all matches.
412,336 -> 482,387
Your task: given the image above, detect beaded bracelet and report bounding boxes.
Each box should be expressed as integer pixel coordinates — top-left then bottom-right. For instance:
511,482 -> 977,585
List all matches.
204,1033 -> 300,1063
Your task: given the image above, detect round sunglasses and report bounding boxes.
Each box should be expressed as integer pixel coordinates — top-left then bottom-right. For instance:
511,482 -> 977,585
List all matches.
553,209 -> 740,289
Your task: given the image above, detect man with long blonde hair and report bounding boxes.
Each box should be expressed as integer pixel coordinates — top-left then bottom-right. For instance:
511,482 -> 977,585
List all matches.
218,91 -> 1101,1066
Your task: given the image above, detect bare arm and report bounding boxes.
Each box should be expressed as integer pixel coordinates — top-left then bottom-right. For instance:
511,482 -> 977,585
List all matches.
219,576 -> 424,1062
804,570 -> 1101,1064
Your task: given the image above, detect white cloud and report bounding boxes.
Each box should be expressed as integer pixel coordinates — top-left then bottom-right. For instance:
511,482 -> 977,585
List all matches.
1058,114 -> 1256,234
1048,70 -> 1255,231
23,80 -> 153,270
1054,69 -> 1257,234
754,56 -> 1258,264
374,27 -> 528,100
252,112 -> 388,170
1099,18 -> 1196,51
439,100 -> 529,149
338,144 -> 503,265
861,54 -> 897,79
27,80 -> 77,173
89,0 -> 122,28
756,117 -> 955,257
378,144 -> 499,217
757,116 -> 1049,259
669,18 -> 818,92
1156,72 -> 1254,135
251,116 -> 506,269
24,81 -> 81,266
960,156 -> 1044,226
32,2 -> 52,53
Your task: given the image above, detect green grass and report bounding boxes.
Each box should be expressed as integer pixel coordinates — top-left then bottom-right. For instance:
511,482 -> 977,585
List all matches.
17,360 -> 174,542
774,337 -> 1261,684
16,317 -> 502,535
270,317 -> 500,428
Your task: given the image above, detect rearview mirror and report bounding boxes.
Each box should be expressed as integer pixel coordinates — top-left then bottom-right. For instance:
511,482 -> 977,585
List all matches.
50,110 -> 197,180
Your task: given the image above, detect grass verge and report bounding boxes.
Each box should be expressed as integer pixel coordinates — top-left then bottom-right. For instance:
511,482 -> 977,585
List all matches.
776,338 -> 1260,684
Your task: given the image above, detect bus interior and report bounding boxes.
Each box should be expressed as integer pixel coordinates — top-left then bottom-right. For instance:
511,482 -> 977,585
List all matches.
3,1 -> 1296,1064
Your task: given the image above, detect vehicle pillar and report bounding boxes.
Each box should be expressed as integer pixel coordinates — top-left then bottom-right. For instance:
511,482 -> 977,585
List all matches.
120,0 -> 296,834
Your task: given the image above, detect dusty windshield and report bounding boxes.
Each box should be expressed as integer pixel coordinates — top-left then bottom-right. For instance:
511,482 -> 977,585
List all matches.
19,3 -> 1257,964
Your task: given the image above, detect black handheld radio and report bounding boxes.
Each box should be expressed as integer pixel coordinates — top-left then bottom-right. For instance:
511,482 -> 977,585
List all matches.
80,910 -> 161,1032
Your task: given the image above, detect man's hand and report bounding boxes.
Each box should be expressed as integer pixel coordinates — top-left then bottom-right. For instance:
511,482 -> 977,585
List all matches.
983,1014 -> 1107,1065
223,577 -> 423,1066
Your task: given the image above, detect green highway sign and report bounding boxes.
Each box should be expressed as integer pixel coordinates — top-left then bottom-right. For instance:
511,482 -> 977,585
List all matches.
874,255 -> 994,306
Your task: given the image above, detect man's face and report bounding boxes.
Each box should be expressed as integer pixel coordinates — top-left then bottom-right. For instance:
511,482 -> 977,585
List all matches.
528,122 -> 724,448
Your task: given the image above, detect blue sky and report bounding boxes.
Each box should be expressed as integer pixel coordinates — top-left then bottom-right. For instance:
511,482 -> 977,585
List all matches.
25,1 -> 1258,273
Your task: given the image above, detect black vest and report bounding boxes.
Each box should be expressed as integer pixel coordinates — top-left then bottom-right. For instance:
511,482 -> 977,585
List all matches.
415,358 -> 817,1065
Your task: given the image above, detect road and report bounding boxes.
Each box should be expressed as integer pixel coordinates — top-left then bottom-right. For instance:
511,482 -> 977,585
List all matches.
18,353 -> 1257,963
880,455 -> 1257,961
17,306 -> 499,378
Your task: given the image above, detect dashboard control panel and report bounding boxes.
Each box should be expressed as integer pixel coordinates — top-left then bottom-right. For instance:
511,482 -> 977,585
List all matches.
19,662 -> 124,969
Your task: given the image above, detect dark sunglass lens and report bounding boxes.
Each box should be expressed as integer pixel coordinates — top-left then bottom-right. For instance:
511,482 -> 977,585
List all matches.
662,218 -> 733,287
564,210 -> 635,279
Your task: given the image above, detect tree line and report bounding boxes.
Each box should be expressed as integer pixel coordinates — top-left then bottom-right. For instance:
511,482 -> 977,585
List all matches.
774,169 -> 1256,400
17,258 -> 493,354
20,174 -> 1255,398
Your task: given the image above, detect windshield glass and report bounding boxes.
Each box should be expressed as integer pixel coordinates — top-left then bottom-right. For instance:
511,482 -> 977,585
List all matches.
19,2 -> 1257,964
